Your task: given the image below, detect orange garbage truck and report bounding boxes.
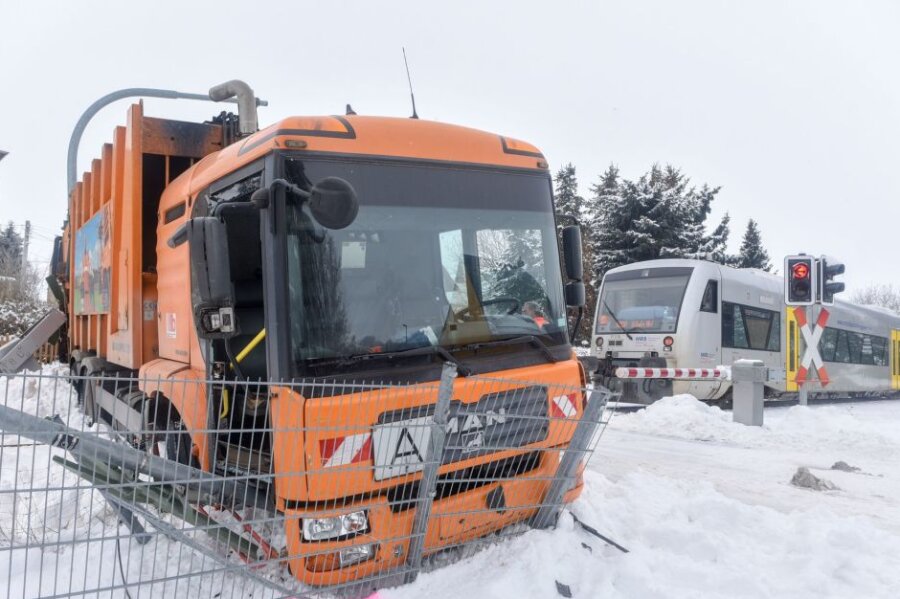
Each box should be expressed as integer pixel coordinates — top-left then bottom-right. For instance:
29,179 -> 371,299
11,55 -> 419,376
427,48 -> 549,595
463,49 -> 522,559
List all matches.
53,80 -> 589,586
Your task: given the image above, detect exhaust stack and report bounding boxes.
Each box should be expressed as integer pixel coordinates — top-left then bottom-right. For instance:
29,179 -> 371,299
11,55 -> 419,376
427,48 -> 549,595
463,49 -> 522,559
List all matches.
209,80 -> 259,135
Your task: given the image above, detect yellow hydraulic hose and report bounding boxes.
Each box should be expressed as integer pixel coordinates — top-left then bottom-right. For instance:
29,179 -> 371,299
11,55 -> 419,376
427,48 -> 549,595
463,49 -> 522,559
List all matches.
220,328 -> 267,420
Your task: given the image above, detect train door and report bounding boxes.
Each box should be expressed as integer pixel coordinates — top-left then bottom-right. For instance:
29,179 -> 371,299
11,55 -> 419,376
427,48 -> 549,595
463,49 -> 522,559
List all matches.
785,307 -> 801,392
892,329 -> 900,390
688,276 -> 723,397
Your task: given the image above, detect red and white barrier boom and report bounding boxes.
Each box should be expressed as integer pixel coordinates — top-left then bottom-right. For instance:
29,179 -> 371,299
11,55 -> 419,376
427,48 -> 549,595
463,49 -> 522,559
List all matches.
614,367 -> 728,380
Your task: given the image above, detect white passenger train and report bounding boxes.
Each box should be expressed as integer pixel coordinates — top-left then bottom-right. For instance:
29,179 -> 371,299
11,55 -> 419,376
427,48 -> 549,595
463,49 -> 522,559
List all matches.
590,259 -> 900,403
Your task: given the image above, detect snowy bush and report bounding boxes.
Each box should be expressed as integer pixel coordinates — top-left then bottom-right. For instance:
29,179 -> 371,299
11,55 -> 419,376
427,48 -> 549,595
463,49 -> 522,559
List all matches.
0,298 -> 51,336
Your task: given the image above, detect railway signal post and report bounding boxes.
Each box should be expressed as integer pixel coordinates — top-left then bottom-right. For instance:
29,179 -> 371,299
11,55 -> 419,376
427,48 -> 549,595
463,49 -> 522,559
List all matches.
784,255 -> 845,405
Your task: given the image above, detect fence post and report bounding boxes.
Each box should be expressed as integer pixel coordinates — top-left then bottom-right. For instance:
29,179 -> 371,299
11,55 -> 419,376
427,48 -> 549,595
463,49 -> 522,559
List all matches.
732,359 -> 767,426
531,386 -> 609,530
404,362 -> 456,583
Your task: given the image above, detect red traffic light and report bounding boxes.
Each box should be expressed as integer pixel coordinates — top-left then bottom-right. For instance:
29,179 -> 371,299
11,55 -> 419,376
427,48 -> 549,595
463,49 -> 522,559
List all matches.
792,262 -> 810,279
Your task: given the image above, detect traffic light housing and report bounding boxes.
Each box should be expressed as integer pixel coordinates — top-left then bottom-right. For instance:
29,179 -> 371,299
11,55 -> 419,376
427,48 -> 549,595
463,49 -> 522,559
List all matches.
784,255 -> 816,306
818,256 -> 845,305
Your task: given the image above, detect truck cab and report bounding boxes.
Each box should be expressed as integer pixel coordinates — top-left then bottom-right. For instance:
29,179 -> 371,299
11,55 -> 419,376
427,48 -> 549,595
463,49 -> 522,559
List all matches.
61,101 -> 588,585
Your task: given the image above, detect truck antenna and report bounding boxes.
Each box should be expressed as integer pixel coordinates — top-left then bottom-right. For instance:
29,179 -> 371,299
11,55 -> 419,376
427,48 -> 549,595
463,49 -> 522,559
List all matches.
402,47 -> 419,119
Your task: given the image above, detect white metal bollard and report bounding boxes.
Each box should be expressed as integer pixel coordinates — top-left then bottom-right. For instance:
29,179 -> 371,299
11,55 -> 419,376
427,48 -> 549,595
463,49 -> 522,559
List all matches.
731,359 -> 767,426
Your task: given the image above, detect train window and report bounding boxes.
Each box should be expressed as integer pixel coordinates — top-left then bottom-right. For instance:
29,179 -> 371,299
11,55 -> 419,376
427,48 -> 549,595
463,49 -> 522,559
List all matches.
872,337 -> 887,366
743,307 -> 773,350
820,327 -> 889,366
767,317 -> 781,352
833,330 -> 851,363
722,301 -> 780,352
700,280 -> 718,313
722,302 -> 748,349
860,335 -> 875,366
847,332 -> 863,364
819,328 -> 838,362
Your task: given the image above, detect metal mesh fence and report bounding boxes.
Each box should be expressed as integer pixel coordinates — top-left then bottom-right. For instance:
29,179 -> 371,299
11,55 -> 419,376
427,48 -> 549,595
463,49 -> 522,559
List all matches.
0,363 -> 608,598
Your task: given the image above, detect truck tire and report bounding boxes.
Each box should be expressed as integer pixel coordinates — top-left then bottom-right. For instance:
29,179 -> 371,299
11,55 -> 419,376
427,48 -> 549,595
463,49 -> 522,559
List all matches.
145,396 -> 199,469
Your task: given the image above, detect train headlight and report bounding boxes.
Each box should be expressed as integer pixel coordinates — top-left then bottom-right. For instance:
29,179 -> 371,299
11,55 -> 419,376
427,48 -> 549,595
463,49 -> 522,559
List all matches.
663,336 -> 674,348
596,336 -> 604,347
302,510 -> 369,541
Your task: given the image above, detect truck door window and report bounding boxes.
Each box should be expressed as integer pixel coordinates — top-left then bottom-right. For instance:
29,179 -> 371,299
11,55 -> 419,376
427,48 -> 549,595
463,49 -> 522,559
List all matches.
206,171 -> 266,375
207,172 -> 263,208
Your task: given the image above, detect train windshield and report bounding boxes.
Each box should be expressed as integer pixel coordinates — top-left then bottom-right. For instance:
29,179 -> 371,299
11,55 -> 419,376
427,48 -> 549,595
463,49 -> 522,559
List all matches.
595,267 -> 693,334
282,156 -> 568,374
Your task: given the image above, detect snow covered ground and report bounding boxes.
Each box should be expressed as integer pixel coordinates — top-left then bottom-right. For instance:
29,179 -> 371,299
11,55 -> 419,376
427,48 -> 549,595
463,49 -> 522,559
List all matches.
387,396 -> 900,599
2,368 -> 900,598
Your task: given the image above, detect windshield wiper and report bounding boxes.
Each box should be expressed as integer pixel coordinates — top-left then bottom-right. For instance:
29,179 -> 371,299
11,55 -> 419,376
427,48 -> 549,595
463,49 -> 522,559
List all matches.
313,345 -> 472,376
460,334 -> 559,364
602,300 -> 634,340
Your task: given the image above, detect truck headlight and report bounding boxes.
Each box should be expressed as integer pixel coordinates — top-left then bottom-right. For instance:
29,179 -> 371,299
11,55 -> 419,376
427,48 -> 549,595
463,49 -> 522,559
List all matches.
302,510 -> 369,541
339,543 -> 377,567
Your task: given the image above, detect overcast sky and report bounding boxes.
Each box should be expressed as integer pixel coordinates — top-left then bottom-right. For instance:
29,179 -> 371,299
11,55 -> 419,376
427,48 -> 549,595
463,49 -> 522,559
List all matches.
1,0 -> 897,292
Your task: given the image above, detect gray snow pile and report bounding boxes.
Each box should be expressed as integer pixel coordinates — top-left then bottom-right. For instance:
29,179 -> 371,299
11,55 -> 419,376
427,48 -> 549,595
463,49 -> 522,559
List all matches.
790,467 -> 838,491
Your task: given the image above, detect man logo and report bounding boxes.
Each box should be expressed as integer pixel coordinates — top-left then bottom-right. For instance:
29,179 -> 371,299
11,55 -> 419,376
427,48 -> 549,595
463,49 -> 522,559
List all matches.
373,386 -> 549,481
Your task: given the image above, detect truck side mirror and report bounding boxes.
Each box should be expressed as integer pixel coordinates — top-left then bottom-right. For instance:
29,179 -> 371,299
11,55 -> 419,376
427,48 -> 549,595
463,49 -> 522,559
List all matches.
565,281 -> 585,308
187,217 -> 238,339
309,177 -> 359,230
561,225 -> 583,281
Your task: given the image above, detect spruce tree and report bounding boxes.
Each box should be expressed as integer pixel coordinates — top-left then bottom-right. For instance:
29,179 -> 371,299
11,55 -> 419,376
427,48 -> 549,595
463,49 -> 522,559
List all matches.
553,163 -> 584,226
589,165 -> 629,282
0,221 -> 23,277
590,164 -> 722,281
553,164 -> 595,341
701,212 -> 732,264
736,219 -> 771,271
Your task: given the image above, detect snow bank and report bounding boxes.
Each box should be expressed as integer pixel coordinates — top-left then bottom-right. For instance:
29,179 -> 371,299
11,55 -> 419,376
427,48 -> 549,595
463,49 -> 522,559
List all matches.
386,469 -> 900,599
609,394 -> 900,457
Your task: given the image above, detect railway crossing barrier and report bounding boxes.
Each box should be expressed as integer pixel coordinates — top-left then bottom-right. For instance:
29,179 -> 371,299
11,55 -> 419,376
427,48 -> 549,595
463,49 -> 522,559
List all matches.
614,362 -> 787,426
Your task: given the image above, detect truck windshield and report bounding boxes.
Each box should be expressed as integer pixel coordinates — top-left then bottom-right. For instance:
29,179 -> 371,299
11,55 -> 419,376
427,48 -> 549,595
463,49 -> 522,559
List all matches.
282,156 -> 568,373
595,267 -> 693,334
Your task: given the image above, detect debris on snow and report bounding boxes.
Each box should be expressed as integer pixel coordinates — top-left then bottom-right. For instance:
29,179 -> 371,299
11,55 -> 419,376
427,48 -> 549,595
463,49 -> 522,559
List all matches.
831,461 -> 861,473
791,467 -> 839,491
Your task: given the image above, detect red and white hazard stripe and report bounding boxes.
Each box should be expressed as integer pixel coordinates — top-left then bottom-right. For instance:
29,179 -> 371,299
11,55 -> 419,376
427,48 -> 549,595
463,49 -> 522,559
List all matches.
614,367 -> 727,380
319,432 -> 373,468
550,392 -> 579,419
